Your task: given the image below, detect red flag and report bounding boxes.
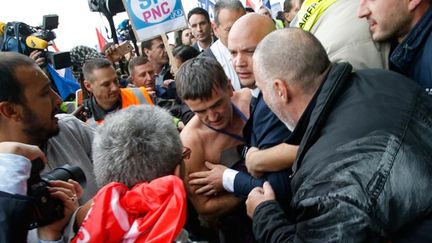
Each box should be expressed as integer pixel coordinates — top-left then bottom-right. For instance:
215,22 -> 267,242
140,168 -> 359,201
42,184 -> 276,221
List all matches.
96,28 -> 107,52
245,0 -> 257,9
50,41 -> 60,52
246,0 -> 270,11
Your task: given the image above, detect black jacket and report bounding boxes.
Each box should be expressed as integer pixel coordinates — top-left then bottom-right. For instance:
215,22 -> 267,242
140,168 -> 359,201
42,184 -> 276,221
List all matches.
0,191 -> 33,242
253,63 -> 432,242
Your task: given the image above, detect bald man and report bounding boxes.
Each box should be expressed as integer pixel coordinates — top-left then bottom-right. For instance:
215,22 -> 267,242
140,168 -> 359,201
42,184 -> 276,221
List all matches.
247,28 -> 432,242
188,14 -> 294,210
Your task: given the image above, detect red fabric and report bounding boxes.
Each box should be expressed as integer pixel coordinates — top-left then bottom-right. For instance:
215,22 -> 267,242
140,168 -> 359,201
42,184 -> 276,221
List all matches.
96,28 -> 107,52
246,0 -> 266,11
245,0 -> 255,8
72,175 -> 186,243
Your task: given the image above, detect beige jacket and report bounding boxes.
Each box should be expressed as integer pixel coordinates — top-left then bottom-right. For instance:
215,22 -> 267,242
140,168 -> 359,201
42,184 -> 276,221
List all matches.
309,0 -> 390,70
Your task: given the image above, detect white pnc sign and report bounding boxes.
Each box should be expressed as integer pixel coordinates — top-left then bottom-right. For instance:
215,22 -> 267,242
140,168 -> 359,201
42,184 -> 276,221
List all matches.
123,0 -> 188,41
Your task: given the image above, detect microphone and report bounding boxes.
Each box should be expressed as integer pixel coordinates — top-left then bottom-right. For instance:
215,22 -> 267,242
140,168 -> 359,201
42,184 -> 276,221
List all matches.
26,36 -> 49,50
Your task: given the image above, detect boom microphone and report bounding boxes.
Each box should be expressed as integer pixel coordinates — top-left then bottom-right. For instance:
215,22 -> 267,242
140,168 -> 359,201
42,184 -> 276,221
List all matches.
26,36 -> 49,50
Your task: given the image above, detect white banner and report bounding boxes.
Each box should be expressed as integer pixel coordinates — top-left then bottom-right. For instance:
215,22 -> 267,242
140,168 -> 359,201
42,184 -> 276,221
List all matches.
123,0 -> 188,41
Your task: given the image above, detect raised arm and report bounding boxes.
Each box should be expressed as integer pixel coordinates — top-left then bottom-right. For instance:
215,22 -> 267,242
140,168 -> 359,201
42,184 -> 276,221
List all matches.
246,143 -> 298,177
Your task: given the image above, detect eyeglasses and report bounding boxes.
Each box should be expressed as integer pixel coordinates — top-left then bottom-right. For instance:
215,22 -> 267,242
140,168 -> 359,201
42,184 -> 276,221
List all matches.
182,146 -> 191,160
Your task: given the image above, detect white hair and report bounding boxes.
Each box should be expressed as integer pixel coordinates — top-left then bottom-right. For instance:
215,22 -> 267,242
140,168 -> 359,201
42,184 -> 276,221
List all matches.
92,105 -> 183,188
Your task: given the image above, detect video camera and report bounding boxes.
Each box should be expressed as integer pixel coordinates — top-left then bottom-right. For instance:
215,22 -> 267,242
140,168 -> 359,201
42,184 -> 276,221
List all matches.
27,159 -> 86,229
0,14 -> 71,69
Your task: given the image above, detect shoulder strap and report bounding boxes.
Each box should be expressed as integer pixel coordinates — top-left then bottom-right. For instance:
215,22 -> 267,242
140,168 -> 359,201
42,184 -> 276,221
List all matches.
205,124 -> 244,142
231,102 -> 248,122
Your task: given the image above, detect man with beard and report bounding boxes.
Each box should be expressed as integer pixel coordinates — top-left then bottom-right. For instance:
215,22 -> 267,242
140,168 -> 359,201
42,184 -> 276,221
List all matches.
0,52 -> 98,242
0,52 -> 96,202
82,58 -> 154,126
358,0 -> 432,94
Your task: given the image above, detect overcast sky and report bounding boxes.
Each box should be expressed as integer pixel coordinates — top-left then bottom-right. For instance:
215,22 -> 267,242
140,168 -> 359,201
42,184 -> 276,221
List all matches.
0,0 -> 198,51
1,0 -> 282,51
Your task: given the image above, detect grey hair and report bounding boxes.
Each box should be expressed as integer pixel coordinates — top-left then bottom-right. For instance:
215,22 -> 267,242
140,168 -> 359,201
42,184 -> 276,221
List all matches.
92,105 -> 183,188
175,57 -> 228,101
214,0 -> 245,26
254,28 -> 330,94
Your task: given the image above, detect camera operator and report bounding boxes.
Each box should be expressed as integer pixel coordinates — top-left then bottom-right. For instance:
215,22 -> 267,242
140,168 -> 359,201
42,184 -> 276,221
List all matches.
29,50 -> 46,66
0,52 -> 97,242
0,51 -> 96,199
0,142 -> 82,242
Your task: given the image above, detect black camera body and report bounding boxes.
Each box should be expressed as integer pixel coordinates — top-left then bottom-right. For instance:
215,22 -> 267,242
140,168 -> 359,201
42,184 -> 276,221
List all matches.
34,14 -> 58,43
27,159 -> 86,229
32,15 -> 71,69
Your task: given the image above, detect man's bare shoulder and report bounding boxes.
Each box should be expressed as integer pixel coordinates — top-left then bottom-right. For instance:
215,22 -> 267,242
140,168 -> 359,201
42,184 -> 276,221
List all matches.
180,116 -> 207,145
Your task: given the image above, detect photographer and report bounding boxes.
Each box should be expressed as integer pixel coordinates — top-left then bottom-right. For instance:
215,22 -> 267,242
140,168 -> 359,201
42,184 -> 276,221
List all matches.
0,51 -> 96,199
0,52 -> 97,243
0,142 -> 81,242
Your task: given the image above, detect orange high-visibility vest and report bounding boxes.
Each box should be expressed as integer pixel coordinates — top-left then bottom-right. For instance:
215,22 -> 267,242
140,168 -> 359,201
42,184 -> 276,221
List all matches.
120,87 -> 153,108
87,87 -> 153,126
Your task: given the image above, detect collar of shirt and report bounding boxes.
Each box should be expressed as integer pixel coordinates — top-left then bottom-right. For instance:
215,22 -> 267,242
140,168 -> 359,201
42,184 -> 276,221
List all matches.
155,64 -> 170,86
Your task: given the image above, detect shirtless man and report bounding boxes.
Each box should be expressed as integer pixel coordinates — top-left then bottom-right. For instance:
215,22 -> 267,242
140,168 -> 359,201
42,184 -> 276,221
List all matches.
176,57 -> 252,242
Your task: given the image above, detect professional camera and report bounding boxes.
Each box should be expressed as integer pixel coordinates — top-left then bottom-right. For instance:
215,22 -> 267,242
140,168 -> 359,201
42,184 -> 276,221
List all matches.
27,159 -> 86,229
27,15 -> 72,69
1,14 -> 71,69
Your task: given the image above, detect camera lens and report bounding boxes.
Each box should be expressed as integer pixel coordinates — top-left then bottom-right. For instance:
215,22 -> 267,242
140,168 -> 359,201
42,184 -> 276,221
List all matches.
41,164 -> 86,188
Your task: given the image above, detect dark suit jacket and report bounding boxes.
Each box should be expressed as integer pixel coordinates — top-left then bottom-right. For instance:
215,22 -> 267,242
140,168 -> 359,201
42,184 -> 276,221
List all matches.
199,47 -> 216,59
192,42 -> 200,52
233,92 -> 293,208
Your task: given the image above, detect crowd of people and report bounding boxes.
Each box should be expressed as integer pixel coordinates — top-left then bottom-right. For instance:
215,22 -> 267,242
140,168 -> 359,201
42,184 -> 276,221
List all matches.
0,0 -> 431,242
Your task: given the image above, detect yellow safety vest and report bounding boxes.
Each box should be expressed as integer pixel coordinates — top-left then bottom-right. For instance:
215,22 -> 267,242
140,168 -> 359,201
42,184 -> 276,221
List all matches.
295,0 -> 337,31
